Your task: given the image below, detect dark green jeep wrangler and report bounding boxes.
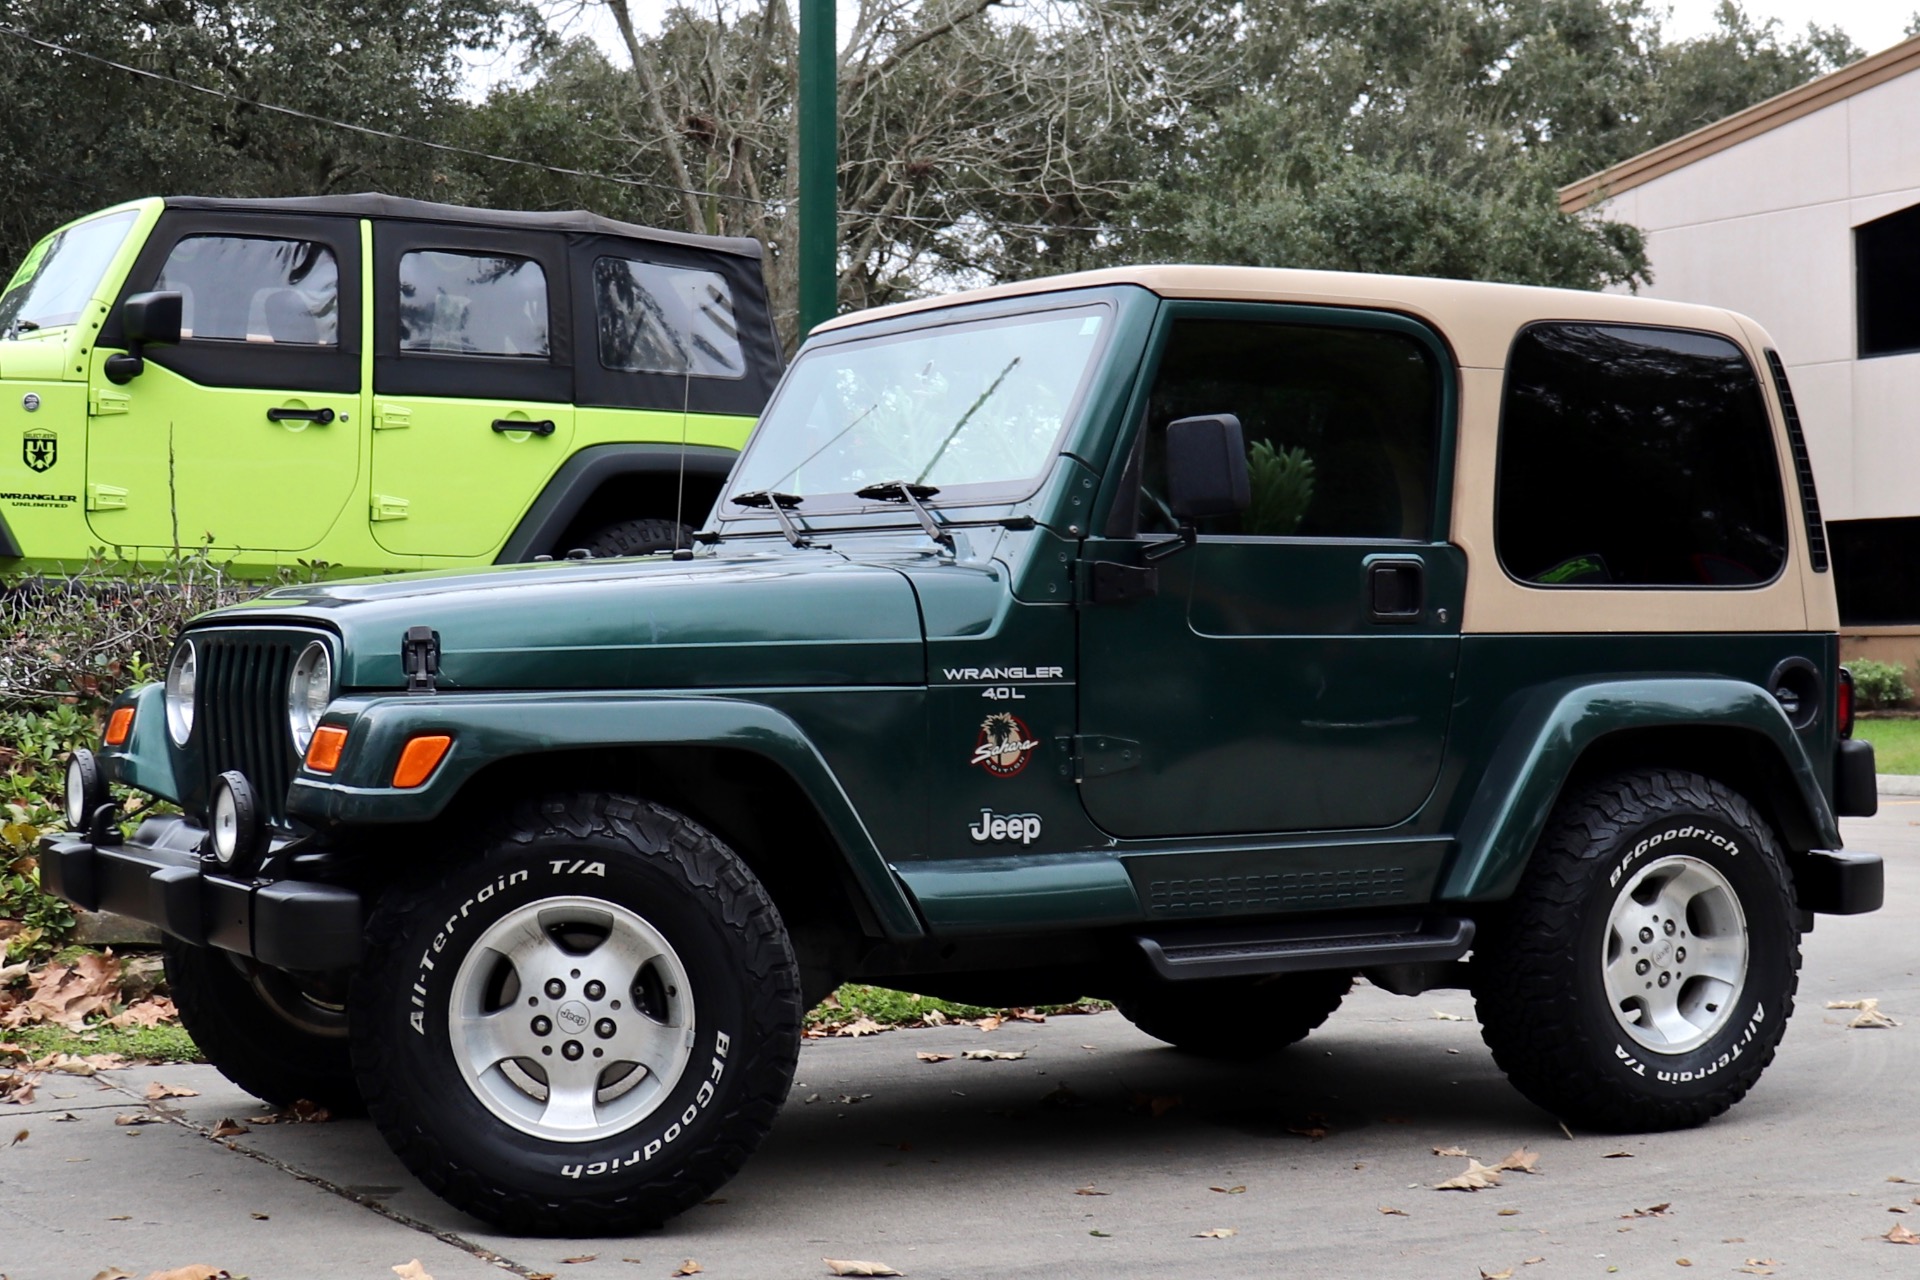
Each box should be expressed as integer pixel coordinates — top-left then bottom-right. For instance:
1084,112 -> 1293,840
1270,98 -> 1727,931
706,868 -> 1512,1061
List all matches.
41,266 -> 1882,1233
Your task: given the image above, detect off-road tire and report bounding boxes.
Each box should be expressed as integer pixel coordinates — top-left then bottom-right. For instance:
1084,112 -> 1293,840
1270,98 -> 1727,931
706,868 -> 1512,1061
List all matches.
1116,970 -> 1353,1058
582,518 -> 694,559
1471,768 -> 1799,1132
349,792 -> 802,1235
162,937 -> 361,1112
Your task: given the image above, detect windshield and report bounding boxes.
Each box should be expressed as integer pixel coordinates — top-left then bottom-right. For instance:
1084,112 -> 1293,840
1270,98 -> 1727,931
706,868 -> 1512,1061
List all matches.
0,210 -> 139,335
727,302 -> 1110,509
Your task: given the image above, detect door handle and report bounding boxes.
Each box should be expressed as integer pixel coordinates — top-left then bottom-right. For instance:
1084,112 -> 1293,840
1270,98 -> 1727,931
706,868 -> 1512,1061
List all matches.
492,418 -> 556,437
1367,558 -> 1425,623
267,406 -> 335,425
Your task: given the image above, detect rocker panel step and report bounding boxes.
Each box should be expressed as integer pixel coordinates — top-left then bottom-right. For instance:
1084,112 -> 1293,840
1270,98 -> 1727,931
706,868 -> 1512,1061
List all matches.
1137,915 -> 1475,981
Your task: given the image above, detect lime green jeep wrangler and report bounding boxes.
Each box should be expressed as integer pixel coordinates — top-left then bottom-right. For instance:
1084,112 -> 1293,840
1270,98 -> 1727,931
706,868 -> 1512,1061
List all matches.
0,196 -> 780,574
42,266 -> 1882,1233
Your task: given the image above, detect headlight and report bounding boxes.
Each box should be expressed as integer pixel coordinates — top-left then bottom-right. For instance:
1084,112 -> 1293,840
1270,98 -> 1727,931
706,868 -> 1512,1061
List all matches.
287,641 -> 332,755
164,641 -> 196,745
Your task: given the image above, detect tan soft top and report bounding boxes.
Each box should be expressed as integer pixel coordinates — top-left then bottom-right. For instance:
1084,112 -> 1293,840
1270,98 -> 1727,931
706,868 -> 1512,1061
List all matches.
815,266 -> 1765,369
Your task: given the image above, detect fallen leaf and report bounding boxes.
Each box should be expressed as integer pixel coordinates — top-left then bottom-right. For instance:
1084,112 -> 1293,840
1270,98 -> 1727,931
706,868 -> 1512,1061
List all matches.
113,1113 -> 160,1127
1890,1176 -> 1918,1184
1089,1229 -> 1110,1238
836,1017 -> 884,1038
210,1119 -> 250,1139
1497,1208 -> 1520,1216
560,1256 -> 596,1265
1194,1228 -> 1236,1239
108,1215 -> 131,1221
1482,1270 -> 1514,1280
1495,1147 -> 1540,1174
1209,1185 -> 1246,1195
8,1129 -> 23,1145
1436,1161 -> 1504,1191
914,1052 -> 952,1063
823,1260 -> 903,1277
672,1264 -> 703,1278
143,1267 -> 229,1280
107,997 -> 178,1029
249,1213 -> 268,1221
1433,1146 -> 1471,1157
1603,1151 -> 1635,1158
4,952 -> 121,1030
1073,1185 -> 1109,1196
1676,1260 -> 1692,1267
1524,1260 -> 1545,1267
53,1112 -> 79,1122
1828,998 -> 1900,1028
834,1094 -> 871,1105
1623,1203 -> 1672,1219
1557,1121 -> 1574,1141
1735,1268 -> 1774,1276
920,1009 -> 947,1026
1432,1010 -> 1465,1020
960,1049 -> 1026,1061
1288,1124 -> 1329,1141
392,1263 -> 433,1280
1379,1206 -> 1408,1216
91,1270 -> 133,1280
144,1082 -> 198,1101
1744,1260 -> 1780,1268
1888,1223 -> 1920,1245
972,1015 -> 1004,1033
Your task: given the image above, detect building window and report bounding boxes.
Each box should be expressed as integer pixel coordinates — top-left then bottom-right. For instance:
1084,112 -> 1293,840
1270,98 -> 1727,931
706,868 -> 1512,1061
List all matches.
1830,518 -> 1920,625
1858,202 -> 1920,358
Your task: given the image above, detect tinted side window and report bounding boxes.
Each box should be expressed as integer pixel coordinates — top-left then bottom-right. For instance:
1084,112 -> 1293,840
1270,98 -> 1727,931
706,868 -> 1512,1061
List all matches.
155,235 -> 338,345
1857,201 -> 1920,358
1139,319 -> 1438,539
594,258 -> 744,378
1497,324 -> 1787,587
399,251 -> 549,357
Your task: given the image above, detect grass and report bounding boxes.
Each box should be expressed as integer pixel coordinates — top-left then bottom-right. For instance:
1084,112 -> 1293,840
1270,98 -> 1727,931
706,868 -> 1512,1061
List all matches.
1855,717 -> 1920,776
7,1020 -> 202,1063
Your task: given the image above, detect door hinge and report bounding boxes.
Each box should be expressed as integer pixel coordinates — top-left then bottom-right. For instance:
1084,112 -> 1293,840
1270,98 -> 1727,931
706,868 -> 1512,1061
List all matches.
1078,559 -> 1158,606
371,494 -> 410,521
1054,734 -> 1143,783
373,403 -> 412,431
88,389 -> 130,417
84,483 -> 128,512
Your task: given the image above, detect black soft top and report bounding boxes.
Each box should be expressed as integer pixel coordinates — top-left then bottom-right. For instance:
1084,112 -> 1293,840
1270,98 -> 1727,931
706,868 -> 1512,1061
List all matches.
163,194 -> 764,261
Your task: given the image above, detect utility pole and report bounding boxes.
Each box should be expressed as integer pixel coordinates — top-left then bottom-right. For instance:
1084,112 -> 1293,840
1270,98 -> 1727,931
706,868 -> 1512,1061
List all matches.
797,0 -> 836,338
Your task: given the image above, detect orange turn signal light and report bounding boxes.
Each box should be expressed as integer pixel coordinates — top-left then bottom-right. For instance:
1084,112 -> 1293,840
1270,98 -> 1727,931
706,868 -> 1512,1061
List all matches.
392,734 -> 452,789
304,724 -> 350,774
104,706 -> 134,746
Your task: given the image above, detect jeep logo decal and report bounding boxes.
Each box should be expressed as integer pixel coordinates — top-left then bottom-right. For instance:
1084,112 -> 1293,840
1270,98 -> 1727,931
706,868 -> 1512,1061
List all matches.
969,809 -> 1042,845
22,429 -> 55,473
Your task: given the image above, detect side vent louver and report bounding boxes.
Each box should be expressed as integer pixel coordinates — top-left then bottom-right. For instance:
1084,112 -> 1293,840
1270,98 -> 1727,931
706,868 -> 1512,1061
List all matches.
1764,349 -> 1828,573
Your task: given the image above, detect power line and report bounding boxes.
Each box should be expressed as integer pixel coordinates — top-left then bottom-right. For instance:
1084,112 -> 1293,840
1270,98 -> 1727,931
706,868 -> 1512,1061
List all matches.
0,23 -> 1107,239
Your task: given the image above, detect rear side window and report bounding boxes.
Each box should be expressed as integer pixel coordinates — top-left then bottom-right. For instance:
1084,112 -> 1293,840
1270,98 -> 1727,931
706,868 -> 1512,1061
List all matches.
1138,319 -> 1439,540
1497,324 -> 1787,587
399,251 -> 549,357
593,258 -> 744,378
156,235 -> 338,345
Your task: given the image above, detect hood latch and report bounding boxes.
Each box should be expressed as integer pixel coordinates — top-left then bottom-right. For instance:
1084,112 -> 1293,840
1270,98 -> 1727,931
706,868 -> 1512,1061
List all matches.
402,626 -> 441,695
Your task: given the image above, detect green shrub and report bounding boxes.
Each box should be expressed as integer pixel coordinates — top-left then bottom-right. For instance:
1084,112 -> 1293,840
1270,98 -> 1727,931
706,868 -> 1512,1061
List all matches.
1850,659 -> 1913,710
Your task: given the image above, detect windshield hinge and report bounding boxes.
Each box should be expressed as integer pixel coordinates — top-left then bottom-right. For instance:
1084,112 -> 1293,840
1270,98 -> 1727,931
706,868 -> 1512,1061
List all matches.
1054,734 -> 1142,783
402,626 -> 441,695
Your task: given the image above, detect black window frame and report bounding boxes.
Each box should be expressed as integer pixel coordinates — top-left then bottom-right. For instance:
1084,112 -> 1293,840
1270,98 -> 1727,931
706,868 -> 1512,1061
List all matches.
1493,320 -> 1790,591
1856,202 -> 1920,359
569,233 -> 781,416
103,210 -> 361,395
373,221 -> 571,403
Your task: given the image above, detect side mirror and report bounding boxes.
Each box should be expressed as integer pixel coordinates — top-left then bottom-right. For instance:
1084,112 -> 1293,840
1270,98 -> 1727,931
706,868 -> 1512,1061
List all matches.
1143,414 -> 1251,562
104,291 -> 183,385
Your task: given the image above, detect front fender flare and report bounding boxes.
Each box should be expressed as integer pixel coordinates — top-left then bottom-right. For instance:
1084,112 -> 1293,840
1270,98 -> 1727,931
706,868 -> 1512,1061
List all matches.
1441,677 -> 1838,903
288,692 -> 923,938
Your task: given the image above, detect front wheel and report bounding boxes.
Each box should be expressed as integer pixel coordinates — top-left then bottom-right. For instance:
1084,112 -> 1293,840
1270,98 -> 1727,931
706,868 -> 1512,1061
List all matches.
350,793 -> 802,1234
1472,768 -> 1800,1132
165,938 -> 361,1111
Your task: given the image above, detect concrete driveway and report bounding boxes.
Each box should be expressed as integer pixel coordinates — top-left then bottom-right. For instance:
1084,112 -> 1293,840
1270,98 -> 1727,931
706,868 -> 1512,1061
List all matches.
5,804 -> 1919,1280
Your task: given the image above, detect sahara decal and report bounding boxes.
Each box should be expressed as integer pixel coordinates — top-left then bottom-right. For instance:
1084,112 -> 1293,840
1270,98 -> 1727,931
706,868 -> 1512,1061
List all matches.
22,429 -> 55,473
971,713 -> 1039,777
969,809 -> 1042,845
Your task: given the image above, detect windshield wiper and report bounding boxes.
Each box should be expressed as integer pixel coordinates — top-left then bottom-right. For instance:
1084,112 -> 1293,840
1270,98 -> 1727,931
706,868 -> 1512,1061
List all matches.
732,489 -> 811,547
2,319 -> 39,340
856,480 -> 952,548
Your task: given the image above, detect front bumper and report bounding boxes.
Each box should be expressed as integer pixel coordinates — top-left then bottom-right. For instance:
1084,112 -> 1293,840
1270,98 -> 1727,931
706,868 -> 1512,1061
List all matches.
38,817 -> 363,970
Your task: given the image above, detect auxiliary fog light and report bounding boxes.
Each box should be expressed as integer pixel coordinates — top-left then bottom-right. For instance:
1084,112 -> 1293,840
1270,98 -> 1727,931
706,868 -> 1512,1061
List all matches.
208,770 -> 263,870
64,748 -> 105,831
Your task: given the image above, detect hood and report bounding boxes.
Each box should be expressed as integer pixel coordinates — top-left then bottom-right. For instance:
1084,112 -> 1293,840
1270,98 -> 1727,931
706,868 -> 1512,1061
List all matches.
197,550 -> 927,691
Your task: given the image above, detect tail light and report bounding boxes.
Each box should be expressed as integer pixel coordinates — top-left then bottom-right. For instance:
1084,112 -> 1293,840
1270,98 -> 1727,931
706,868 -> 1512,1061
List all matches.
1837,666 -> 1855,739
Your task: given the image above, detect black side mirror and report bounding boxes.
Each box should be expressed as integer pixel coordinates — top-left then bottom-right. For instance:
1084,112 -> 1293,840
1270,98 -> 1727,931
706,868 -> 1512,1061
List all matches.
104,291 -> 183,385
1165,414 -> 1252,520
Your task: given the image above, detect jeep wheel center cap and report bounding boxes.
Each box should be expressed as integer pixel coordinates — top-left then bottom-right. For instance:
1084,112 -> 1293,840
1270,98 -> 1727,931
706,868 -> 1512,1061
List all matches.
557,1000 -> 591,1035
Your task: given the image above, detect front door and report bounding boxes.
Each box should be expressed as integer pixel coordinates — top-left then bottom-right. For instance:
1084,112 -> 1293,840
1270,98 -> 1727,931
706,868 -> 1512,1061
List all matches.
85,212 -> 361,553
367,224 -> 573,558
1077,304 -> 1462,838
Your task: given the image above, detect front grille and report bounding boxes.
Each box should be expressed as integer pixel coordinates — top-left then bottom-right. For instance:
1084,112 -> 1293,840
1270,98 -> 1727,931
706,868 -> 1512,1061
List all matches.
194,629 -> 316,829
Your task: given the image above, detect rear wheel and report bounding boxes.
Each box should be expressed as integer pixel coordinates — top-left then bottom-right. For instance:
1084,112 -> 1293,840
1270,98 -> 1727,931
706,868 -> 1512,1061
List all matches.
1472,768 -> 1799,1132
163,938 -> 360,1112
1116,970 -> 1352,1058
350,793 -> 802,1234
581,518 -> 693,559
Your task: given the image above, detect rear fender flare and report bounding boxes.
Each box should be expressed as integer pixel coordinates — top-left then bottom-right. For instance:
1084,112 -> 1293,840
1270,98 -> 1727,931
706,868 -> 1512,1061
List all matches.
287,692 -> 923,938
497,443 -> 739,562
1442,677 -> 1837,903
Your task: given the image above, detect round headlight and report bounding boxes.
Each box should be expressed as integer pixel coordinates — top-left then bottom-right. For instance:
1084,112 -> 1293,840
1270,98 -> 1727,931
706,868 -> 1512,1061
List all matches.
287,641 -> 332,755
65,748 -> 103,831
164,640 -> 196,745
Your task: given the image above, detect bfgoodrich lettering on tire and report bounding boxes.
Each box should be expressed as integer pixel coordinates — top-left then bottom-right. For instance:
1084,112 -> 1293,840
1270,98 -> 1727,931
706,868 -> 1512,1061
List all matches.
349,792 -> 802,1234
1471,769 -> 1799,1132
